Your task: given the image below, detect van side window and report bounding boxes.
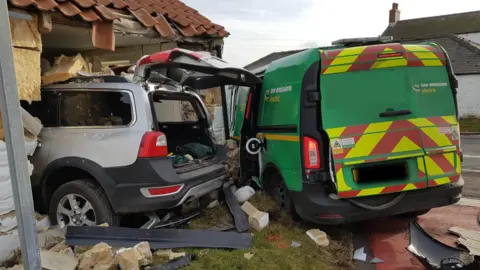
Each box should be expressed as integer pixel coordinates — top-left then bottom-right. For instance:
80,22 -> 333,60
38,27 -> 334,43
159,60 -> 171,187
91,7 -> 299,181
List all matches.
21,91 -> 60,128
58,91 -> 133,127
154,100 -> 198,122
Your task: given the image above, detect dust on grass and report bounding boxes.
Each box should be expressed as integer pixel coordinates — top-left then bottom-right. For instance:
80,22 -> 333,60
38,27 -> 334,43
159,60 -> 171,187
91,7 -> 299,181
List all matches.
460,115 -> 480,132
153,193 -> 354,270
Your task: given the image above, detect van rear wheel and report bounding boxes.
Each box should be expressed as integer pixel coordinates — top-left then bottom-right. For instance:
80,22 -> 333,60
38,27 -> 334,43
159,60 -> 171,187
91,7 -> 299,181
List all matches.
265,172 -> 298,219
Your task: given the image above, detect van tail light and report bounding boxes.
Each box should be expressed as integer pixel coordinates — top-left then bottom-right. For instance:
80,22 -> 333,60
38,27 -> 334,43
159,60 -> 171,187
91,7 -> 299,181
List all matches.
138,132 -> 168,158
303,136 -> 320,169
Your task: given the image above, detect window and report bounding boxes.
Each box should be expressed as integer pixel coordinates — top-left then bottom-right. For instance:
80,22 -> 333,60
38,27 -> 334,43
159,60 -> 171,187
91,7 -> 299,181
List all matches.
21,91 -> 60,128
154,100 -> 198,122
59,90 -> 133,127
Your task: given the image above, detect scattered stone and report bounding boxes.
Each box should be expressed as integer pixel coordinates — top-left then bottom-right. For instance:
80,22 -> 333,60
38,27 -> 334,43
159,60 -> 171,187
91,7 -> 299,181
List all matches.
59,247 -> 75,258
37,227 -> 65,249
226,140 -> 237,150
40,250 -> 78,270
78,242 -> 117,270
134,242 -> 152,266
207,200 -> 220,209
154,249 -> 186,260
291,241 -> 301,248
49,240 -> 68,252
244,252 -> 254,260
235,186 -> 255,204
227,147 -> 240,183
241,201 -> 269,231
115,248 -> 140,270
306,229 -> 330,247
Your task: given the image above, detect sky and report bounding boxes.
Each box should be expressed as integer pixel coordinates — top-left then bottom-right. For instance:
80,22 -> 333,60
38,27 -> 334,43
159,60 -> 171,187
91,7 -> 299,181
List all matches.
181,0 -> 480,67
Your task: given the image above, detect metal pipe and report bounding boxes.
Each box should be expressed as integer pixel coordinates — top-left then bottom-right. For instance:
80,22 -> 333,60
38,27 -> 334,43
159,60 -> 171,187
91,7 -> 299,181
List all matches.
0,3 -> 42,269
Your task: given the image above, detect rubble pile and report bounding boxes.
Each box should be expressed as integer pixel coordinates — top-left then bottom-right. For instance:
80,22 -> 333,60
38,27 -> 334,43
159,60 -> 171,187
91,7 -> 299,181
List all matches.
227,139 -> 241,183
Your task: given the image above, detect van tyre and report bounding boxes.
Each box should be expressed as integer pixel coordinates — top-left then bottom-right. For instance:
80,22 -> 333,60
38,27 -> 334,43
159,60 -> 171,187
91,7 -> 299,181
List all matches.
49,180 -> 119,227
266,173 -> 299,220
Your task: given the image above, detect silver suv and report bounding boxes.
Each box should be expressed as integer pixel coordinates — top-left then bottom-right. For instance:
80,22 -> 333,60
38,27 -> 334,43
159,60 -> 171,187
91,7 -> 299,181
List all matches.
24,75 -> 228,227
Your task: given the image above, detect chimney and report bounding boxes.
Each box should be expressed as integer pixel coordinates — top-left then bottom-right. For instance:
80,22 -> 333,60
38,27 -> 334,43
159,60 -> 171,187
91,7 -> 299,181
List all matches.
389,3 -> 400,25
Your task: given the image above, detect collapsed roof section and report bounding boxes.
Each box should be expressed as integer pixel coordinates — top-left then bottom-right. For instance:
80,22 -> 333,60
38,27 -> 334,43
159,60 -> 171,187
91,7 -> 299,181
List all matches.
9,0 -> 229,51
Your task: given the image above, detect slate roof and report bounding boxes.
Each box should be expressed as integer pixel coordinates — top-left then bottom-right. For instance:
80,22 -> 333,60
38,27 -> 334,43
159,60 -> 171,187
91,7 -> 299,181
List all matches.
244,49 -> 306,73
9,0 -> 229,40
382,10 -> 480,40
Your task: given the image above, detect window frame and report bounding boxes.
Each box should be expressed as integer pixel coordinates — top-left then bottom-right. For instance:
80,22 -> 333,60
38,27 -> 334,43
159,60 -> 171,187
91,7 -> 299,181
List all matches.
42,88 -> 137,130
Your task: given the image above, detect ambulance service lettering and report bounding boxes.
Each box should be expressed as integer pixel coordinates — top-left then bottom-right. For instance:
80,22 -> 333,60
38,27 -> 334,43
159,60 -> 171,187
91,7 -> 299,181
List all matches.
264,85 -> 292,103
412,82 -> 448,94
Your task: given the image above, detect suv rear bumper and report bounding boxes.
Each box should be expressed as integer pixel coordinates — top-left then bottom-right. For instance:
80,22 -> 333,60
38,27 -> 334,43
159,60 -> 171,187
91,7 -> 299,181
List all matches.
106,158 -> 228,213
290,177 -> 464,225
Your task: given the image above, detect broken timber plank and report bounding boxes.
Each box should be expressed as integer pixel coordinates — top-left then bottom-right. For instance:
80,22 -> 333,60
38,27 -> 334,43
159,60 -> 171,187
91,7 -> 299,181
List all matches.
21,107 -> 42,137
449,226 -> 480,256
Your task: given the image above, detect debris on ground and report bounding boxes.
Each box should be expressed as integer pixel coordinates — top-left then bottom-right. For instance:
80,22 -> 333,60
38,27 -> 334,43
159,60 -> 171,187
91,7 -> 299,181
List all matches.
116,248 -> 140,270
235,186 -> 256,204
408,221 -> 477,269
291,241 -> 301,248
154,249 -> 186,261
226,139 -> 240,184
77,242 -> 116,270
134,241 -> 153,266
370,257 -> 384,264
353,247 -> 367,262
40,250 -> 78,270
223,182 -> 250,232
449,226 -> 480,256
241,201 -> 269,231
306,229 -> 330,247
150,254 -> 196,270
244,252 -> 254,260
207,200 -> 220,209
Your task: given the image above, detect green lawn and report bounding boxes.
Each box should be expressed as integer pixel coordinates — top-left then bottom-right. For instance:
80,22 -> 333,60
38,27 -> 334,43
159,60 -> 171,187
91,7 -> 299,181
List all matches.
152,193 -> 354,270
460,116 -> 480,133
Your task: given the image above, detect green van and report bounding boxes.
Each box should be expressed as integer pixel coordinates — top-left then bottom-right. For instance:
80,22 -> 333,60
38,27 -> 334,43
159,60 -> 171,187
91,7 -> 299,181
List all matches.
230,37 -> 464,224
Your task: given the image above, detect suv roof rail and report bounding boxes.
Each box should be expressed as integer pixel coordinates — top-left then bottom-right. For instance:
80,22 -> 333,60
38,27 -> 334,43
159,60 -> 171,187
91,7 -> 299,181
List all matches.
332,36 -> 393,47
57,75 -> 131,84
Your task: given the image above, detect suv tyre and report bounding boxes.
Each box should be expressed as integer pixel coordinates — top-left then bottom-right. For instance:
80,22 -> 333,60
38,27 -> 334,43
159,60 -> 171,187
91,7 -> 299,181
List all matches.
48,180 -> 119,227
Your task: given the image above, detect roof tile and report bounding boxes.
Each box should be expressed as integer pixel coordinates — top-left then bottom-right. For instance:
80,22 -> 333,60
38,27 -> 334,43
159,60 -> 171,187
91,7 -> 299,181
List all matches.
57,1 -> 81,16
176,24 -> 197,37
129,8 -> 157,28
123,0 -> 141,10
95,5 -> 118,20
78,8 -> 101,22
71,0 -> 96,8
154,14 -> 176,38
8,0 -> 230,42
92,20 -> 114,50
111,0 -> 127,9
32,0 -> 59,10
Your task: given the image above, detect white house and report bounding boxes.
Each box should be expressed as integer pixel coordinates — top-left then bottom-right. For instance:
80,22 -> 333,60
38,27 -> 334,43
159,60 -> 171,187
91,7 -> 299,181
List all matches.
382,3 -> 480,117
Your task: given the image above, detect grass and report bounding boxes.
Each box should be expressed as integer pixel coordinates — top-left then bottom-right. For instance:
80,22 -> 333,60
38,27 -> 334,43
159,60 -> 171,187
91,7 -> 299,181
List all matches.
152,193 -> 354,270
460,115 -> 480,133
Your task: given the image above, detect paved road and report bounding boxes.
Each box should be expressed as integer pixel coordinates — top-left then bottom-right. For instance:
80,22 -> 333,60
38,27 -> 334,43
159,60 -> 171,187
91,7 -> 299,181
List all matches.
461,135 -> 480,198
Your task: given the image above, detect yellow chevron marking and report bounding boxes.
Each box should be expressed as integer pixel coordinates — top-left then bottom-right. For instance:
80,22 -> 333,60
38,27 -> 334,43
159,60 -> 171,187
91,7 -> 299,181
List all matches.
336,167 -> 351,191
445,153 -> 455,168
323,46 -> 367,74
357,187 -> 385,197
442,116 -> 458,125
421,126 -> 452,148
456,153 -> 461,174
425,156 -> 445,176
403,183 -> 418,191
345,132 -> 385,159
327,127 -> 346,139
435,177 -> 451,186
392,136 -> 421,153
404,45 -> 443,66
364,121 -> 392,134
417,157 -> 426,174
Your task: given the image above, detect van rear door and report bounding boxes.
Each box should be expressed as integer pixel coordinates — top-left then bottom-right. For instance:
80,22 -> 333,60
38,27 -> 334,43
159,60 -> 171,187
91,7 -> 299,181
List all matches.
320,43 -> 461,198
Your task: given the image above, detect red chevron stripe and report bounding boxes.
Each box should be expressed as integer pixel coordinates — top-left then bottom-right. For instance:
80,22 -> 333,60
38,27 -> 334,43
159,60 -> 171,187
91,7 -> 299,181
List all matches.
338,190 -> 361,198
417,170 -> 425,179
388,119 -> 417,131
427,116 -> 450,126
429,154 -> 454,174
369,129 -> 421,157
381,184 -> 407,194
414,182 -> 427,189
449,175 -> 460,183
428,180 -> 438,186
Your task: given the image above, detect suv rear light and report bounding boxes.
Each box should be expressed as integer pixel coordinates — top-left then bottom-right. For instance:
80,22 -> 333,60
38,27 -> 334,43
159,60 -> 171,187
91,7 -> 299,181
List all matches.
137,48 -> 202,66
303,136 -> 320,169
138,132 -> 168,158
140,184 -> 184,197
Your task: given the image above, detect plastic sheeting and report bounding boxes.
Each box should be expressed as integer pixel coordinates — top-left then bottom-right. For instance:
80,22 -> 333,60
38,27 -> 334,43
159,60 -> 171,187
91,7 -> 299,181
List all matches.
0,139 -> 37,215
